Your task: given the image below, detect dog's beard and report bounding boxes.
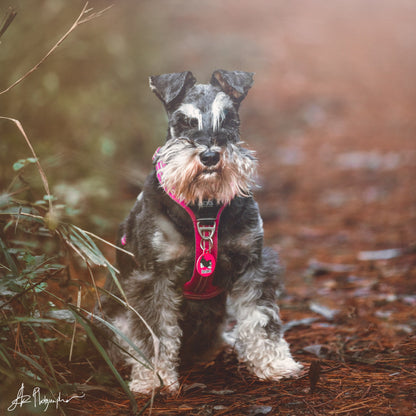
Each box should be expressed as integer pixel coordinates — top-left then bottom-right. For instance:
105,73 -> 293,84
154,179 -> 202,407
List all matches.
155,139 -> 257,206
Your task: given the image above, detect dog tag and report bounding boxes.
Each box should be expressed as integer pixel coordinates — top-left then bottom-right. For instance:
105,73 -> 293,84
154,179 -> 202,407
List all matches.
196,252 -> 215,277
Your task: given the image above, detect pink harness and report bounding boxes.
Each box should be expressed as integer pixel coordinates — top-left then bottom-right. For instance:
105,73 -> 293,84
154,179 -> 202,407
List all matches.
122,148 -> 226,300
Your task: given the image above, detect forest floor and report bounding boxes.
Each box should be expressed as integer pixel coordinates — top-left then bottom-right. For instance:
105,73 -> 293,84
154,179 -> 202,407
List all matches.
66,1 -> 415,415
68,247 -> 416,415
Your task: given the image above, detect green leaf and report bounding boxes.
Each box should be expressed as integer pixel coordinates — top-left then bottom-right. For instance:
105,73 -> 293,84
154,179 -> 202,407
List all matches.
43,194 -> 57,202
34,199 -> 47,206
0,193 -> 11,208
12,157 -> 38,172
13,159 -> 26,171
33,282 -> 48,293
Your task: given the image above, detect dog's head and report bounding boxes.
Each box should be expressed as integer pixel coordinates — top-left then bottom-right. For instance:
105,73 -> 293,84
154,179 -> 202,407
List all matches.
150,70 -> 257,206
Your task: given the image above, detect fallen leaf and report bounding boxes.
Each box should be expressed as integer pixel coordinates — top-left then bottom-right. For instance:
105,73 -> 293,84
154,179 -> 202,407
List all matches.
309,302 -> 339,320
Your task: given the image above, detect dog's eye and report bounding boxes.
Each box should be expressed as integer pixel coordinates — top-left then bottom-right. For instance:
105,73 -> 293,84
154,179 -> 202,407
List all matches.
188,118 -> 199,129
222,110 -> 238,128
177,114 -> 199,130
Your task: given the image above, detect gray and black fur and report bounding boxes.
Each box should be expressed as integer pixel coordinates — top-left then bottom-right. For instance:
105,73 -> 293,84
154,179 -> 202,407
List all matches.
99,70 -> 302,394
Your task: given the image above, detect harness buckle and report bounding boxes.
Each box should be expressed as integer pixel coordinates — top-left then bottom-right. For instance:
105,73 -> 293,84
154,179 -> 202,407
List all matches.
196,218 -> 217,240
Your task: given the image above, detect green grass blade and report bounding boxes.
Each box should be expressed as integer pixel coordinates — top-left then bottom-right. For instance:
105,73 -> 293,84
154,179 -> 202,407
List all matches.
27,323 -> 60,391
0,344 -> 12,368
86,311 -> 153,370
69,308 -> 139,414
0,236 -> 19,277
0,317 -> 56,325
11,349 -> 49,381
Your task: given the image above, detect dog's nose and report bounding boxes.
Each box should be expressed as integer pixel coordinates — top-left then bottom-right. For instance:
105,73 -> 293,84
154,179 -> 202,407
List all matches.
200,150 -> 220,167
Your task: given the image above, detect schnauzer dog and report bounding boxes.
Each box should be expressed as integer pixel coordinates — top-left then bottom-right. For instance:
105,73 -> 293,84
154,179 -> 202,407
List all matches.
100,70 -> 302,394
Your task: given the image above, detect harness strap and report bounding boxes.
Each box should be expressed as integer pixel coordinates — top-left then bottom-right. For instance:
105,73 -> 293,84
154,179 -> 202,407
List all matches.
153,148 -> 226,300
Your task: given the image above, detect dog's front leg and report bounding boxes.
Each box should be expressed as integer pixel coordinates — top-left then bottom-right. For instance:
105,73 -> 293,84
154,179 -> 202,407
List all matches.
126,273 -> 182,395
228,249 -> 302,381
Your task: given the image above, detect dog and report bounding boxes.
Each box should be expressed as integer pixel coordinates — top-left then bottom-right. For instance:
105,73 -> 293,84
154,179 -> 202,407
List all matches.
100,70 -> 302,394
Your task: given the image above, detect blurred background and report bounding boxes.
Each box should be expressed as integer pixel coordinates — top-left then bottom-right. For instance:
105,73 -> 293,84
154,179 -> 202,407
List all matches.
1,0 -> 415,252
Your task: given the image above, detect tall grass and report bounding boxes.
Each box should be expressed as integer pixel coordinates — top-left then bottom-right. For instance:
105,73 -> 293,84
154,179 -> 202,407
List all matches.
0,121 -> 163,415
0,4 -> 160,414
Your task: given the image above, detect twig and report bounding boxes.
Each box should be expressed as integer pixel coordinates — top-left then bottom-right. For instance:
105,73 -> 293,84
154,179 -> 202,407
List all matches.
0,7 -> 17,40
0,2 -> 112,95
331,397 -> 378,414
0,211 -> 43,220
69,286 -> 82,362
87,264 -> 102,311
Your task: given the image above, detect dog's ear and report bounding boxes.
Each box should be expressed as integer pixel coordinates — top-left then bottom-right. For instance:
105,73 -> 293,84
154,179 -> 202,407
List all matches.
210,70 -> 254,103
149,71 -> 196,109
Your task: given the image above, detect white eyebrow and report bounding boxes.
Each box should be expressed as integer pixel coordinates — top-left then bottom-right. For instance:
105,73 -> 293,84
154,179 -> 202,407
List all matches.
212,92 -> 233,132
177,103 -> 203,130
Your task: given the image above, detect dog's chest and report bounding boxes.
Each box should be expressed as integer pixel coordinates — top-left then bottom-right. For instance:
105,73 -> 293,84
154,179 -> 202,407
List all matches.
149,210 -> 261,274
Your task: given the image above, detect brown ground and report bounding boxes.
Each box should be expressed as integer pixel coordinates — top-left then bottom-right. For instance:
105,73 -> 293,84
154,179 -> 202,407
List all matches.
68,0 -> 415,414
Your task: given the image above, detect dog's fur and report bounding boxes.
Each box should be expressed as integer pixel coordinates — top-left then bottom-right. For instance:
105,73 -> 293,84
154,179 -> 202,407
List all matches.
100,70 -> 302,394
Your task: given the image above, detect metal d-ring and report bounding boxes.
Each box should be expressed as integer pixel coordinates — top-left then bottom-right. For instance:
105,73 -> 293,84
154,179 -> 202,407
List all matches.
196,219 -> 216,240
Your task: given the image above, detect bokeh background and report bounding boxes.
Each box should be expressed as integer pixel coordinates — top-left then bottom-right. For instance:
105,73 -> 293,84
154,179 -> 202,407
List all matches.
1,0 -> 415,245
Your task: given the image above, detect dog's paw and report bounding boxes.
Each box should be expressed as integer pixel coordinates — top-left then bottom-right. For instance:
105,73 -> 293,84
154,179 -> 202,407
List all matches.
129,378 -> 157,395
250,356 -> 303,381
129,372 -> 179,396
239,336 -> 303,381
